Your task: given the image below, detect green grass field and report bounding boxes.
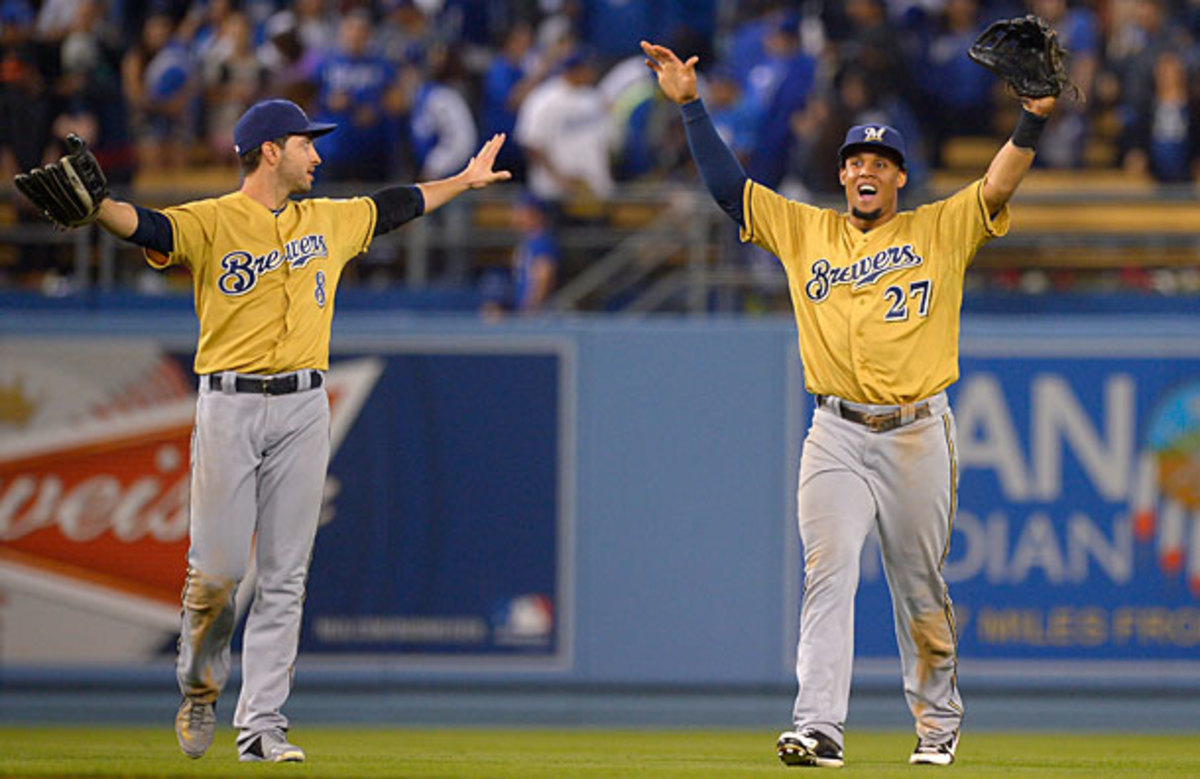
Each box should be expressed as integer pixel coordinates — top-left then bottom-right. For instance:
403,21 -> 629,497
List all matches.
0,727 -> 1196,778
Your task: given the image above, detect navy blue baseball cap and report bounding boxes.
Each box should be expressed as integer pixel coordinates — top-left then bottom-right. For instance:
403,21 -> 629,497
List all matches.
838,124 -> 907,169
233,99 -> 336,156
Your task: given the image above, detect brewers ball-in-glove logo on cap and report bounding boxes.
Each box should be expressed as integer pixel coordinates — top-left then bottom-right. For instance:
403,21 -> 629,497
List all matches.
838,124 -> 907,170
233,99 -> 337,156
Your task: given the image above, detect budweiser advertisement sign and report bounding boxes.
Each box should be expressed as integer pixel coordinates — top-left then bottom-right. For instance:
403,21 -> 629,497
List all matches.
0,339 -> 380,664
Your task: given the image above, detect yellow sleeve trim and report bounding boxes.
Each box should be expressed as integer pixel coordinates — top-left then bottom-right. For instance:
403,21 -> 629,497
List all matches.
359,196 -> 378,255
739,179 -> 756,244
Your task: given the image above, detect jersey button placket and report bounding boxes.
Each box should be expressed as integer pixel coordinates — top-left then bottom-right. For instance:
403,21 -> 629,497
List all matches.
272,217 -> 295,367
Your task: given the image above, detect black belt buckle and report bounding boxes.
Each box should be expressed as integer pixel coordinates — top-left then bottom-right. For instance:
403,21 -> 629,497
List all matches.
260,375 -> 298,395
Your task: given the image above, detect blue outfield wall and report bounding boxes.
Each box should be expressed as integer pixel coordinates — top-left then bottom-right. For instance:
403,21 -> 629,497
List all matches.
1,311 -> 1199,692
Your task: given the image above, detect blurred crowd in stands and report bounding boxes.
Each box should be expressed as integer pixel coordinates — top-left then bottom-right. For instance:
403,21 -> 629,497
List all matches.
2,0 -> 1199,306
4,0 -> 1200,188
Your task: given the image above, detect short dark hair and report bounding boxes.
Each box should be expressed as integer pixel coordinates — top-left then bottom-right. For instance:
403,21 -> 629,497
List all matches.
239,134 -> 291,174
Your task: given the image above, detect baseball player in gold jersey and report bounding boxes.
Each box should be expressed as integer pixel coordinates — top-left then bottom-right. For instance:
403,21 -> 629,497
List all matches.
84,99 -> 510,762
642,41 -> 1057,768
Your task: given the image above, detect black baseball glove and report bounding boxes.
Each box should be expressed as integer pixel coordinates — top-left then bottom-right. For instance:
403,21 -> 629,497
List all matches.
968,15 -> 1077,100
13,133 -> 110,229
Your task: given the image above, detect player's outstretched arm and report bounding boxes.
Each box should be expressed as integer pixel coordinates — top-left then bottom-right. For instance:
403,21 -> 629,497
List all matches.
641,40 -> 748,227
981,96 -> 1056,214
97,198 -> 139,238
417,132 -> 511,215
95,198 -> 175,255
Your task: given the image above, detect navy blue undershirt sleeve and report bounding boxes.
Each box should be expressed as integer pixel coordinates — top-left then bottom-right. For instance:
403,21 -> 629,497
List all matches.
371,185 -> 425,236
681,98 -> 748,227
128,205 -> 173,255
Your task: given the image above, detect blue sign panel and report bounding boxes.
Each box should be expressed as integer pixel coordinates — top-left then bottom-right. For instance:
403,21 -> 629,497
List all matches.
299,350 -> 567,662
855,356 -> 1200,661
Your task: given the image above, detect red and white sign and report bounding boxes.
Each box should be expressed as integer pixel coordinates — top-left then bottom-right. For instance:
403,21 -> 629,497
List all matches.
0,342 -> 380,664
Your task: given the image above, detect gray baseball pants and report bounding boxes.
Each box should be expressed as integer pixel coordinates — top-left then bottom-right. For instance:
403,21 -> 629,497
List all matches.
792,391 -> 961,747
176,371 -> 329,743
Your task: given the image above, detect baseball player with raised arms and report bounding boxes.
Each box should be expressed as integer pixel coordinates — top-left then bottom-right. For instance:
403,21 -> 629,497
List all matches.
642,41 -> 1057,767
15,99 -> 509,762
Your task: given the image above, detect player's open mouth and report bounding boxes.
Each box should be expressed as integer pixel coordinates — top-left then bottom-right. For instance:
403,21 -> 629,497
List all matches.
857,183 -> 877,203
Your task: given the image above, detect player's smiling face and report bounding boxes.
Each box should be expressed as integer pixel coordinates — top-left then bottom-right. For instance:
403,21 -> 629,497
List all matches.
277,135 -> 322,194
840,151 -> 907,230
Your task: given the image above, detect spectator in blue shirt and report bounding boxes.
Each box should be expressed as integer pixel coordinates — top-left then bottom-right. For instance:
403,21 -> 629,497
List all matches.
1124,49 -> 1198,182
705,65 -> 757,163
481,192 -> 560,316
511,193 -> 559,313
1028,0 -> 1102,168
724,3 -> 781,88
312,9 -> 397,182
745,11 -> 818,188
481,22 -> 551,182
914,0 -> 993,166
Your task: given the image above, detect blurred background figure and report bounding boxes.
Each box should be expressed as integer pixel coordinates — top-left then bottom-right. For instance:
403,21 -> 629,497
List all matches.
704,65 -> 756,165
787,65 -> 927,198
0,0 -> 48,177
912,0 -> 994,167
828,0 -> 910,109
49,0 -> 133,183
201,11 -> 266,164
480,21 -> 546,182
257,10 -> 321,108
743,10 -> 818,189
400,43 -> 478,282
378,0 -> 434,73
122,11 -> 194,170
1111,0 -> 1193,176
292,0 -> 336,56
405,45 -> 477,182
481,190 -> 560,319
1122,50 -> 1200,182
1023,0 -> 1101,168
311,9 -> 396,183
515,45 -> 613,217
509,191 -> 559,313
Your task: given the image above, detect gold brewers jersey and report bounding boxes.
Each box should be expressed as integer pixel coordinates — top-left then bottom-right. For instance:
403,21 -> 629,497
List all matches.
742,178 -> 1009,404
147,192 -> 377,374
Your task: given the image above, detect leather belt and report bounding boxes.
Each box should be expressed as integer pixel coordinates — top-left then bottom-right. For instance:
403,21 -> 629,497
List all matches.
815,395 -> 931,433
207,371 -> 323,395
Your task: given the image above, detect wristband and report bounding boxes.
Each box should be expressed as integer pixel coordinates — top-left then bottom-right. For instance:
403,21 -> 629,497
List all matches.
1011,108 -> 1049,151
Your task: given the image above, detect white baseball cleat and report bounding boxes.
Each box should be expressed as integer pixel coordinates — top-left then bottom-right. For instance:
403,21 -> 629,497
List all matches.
777,728 -> 844,768
909,731 -> 959,765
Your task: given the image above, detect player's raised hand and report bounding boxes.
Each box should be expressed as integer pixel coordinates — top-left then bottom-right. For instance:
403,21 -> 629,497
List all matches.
640,40 -> 698,105
461,133 -> 513,190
